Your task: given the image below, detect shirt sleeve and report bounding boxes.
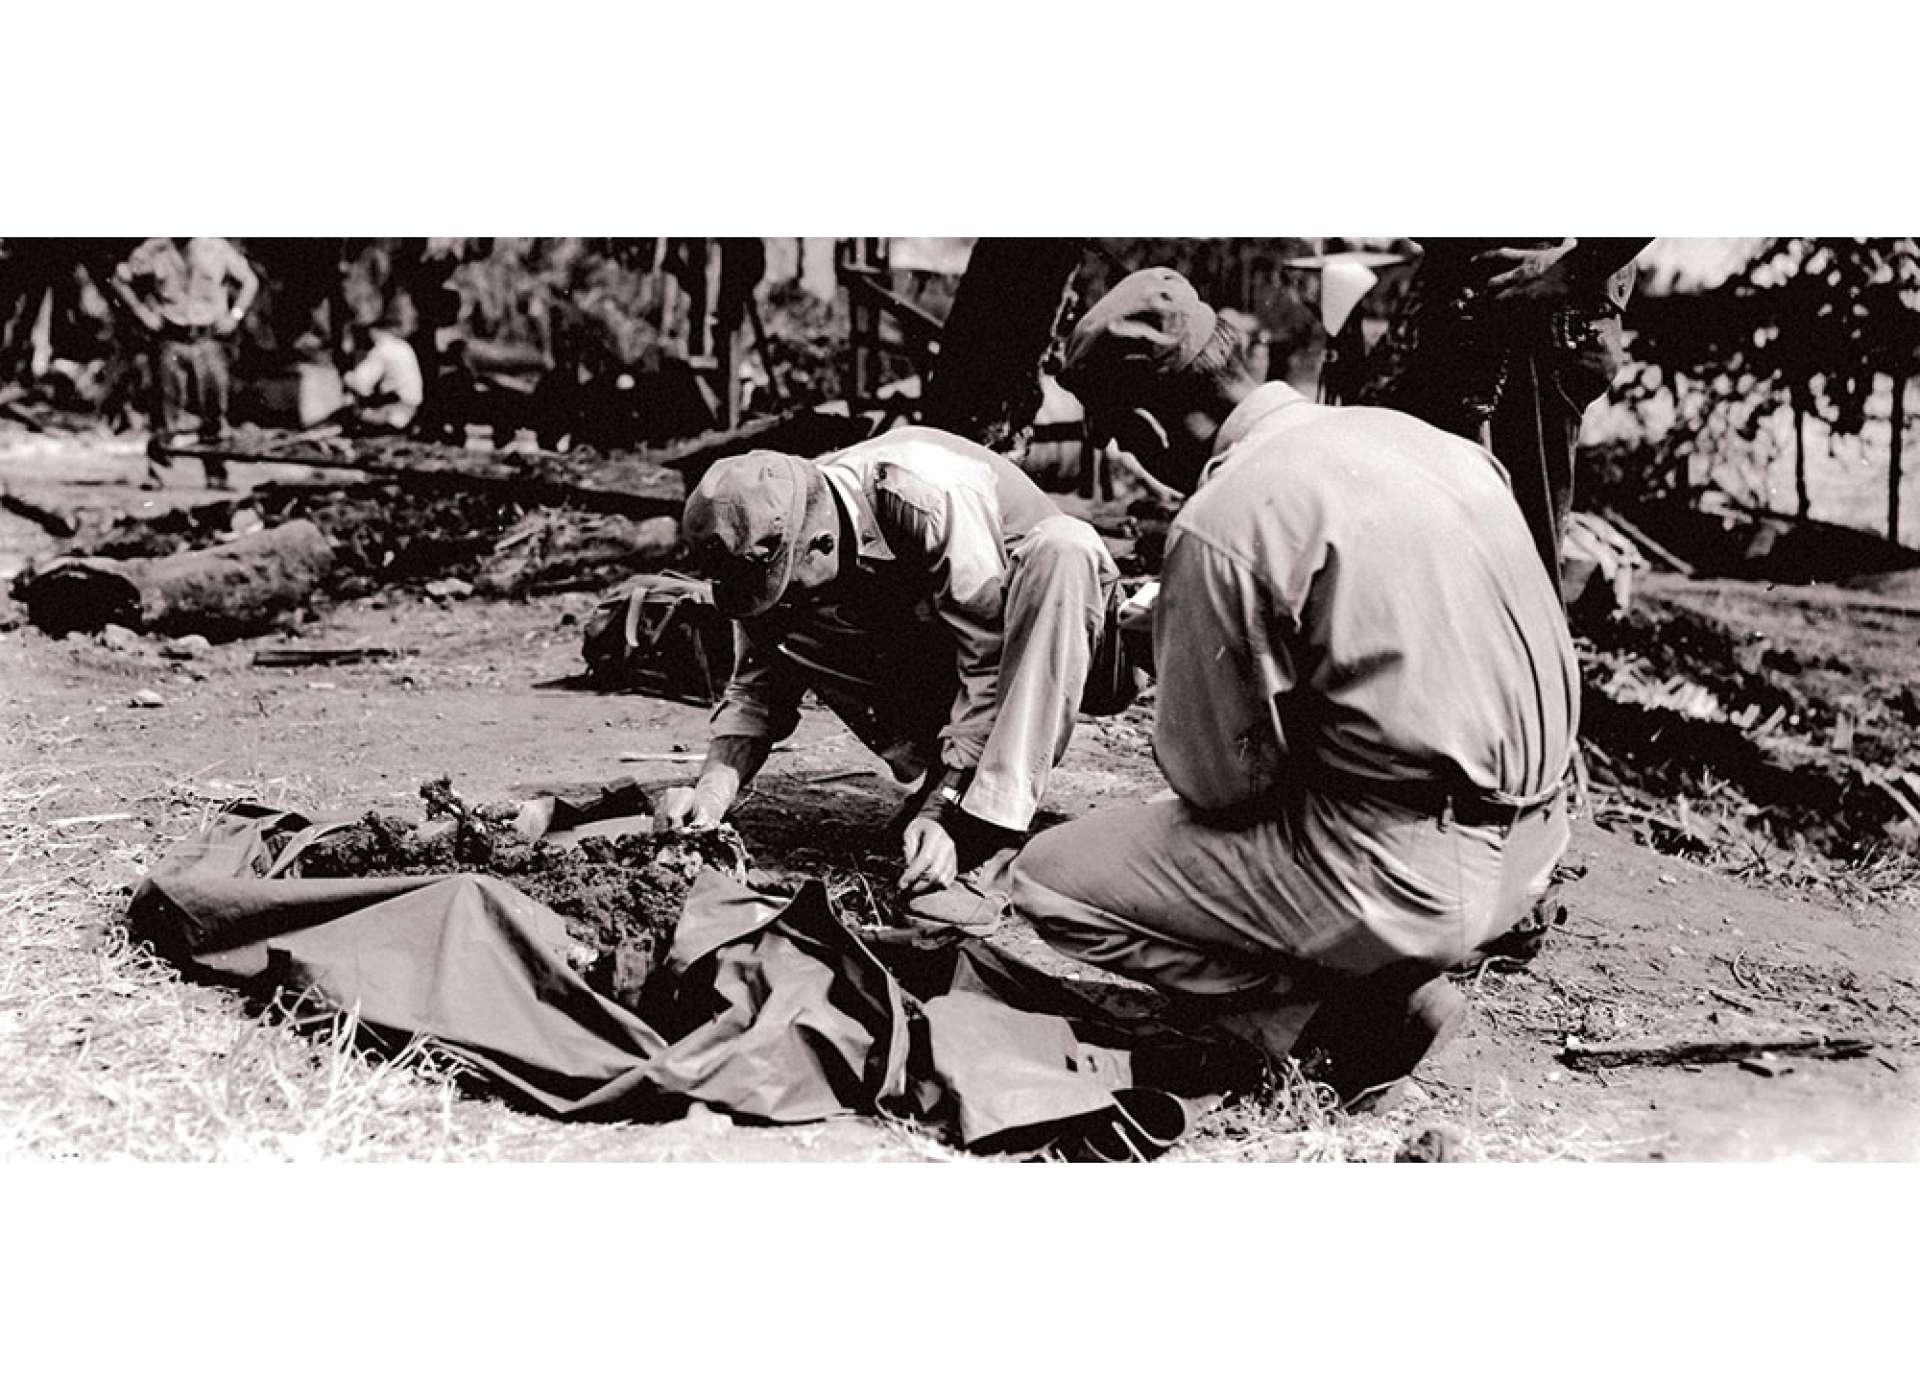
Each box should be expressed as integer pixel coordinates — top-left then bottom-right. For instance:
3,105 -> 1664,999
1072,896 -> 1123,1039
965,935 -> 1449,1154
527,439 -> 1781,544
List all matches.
343,350 -> 383,397
708,623 -> 806,746
1151,528 -> 1300,813
872,469 -> 1007,770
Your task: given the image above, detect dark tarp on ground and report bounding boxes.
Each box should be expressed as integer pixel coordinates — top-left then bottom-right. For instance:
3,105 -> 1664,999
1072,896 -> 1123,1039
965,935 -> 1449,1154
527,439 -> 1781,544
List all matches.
129,805 -> 1242,1157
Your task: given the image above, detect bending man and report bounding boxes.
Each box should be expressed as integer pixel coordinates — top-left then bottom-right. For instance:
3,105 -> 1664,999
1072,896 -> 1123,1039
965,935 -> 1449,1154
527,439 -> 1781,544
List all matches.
1012,269 -> 1580,1104
660,426 -> 1137,926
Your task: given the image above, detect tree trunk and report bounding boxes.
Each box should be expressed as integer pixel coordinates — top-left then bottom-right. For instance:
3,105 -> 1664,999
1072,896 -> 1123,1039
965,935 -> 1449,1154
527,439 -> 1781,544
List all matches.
920,238 -> 1086,453
1792,394 -> 1809,520
1892,370 -> 1909,544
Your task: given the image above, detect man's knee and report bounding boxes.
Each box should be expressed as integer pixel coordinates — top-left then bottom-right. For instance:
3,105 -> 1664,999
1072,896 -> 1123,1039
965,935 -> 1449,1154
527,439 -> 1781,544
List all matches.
1007,827 -> 1089,929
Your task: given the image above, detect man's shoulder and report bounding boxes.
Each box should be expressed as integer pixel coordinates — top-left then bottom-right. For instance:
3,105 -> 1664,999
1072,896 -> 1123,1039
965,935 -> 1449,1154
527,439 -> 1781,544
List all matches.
832,428 -> 994,511
120,237 -> 174,274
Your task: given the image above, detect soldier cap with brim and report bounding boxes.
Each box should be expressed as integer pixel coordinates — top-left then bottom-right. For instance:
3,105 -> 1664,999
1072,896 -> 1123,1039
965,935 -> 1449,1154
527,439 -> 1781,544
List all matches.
682,450 -> 812,617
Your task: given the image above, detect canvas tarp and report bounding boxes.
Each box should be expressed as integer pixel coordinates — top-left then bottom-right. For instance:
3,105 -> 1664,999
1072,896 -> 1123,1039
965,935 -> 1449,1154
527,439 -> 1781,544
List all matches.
129,805 -> 1243,1156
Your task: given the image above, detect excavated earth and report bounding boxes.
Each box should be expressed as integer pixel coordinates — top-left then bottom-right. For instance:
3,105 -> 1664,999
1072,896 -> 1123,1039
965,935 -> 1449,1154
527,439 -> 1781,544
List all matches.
287,778 -> 748,1009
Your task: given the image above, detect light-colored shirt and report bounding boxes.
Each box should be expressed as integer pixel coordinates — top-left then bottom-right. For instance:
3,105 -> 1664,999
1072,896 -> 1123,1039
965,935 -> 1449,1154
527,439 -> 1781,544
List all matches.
711,425 -> 1061,769
115,237 -> 256,330
344,328 -> 425,408
1152,384 -> 1579,813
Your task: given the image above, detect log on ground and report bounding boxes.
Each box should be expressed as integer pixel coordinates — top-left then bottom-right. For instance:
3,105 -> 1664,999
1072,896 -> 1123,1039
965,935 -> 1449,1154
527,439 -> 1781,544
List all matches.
15,520 -> 336,640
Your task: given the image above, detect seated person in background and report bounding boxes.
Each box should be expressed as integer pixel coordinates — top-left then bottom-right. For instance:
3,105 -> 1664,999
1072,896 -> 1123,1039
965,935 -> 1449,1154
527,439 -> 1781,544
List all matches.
341,319 -> 424,432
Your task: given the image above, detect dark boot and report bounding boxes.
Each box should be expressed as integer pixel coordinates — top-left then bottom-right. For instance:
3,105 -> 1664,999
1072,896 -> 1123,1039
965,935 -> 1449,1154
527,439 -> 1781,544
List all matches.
1288,965 -> 1469,1111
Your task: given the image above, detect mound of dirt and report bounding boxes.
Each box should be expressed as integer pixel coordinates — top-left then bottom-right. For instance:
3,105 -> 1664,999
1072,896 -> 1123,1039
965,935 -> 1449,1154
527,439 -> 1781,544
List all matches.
291,778 -> 748,1011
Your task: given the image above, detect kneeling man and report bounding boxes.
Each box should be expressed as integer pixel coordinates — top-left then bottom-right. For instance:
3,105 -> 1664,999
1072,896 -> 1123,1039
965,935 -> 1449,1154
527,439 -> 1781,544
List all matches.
1012,270 -> 1580,1104
661,426 -> 1137,926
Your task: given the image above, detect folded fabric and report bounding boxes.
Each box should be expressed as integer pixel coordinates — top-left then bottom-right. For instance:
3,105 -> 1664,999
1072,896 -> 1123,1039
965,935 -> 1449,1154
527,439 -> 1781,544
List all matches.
130,804 -> 1234,1155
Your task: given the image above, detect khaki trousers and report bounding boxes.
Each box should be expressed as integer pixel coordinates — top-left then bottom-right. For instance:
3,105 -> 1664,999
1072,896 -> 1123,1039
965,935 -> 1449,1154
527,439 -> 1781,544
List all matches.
1010,785 -> 1569,1001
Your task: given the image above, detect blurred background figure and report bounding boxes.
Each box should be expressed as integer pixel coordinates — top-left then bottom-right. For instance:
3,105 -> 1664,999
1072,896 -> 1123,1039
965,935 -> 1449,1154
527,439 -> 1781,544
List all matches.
108,236 -> 258,487
1360,237 -> 1649,589
341,314 -> 425,433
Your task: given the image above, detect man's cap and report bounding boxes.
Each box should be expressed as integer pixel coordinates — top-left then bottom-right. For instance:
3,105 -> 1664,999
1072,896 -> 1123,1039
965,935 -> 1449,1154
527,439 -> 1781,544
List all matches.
1058,268 -> 1219,405
682,450 -> 812,617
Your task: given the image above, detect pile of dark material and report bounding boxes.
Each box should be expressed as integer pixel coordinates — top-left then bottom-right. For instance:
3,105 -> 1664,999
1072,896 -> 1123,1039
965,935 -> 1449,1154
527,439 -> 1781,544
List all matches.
1577,582 -> 1920,874
291,778 -> 748,1011
77,479 -> 679,603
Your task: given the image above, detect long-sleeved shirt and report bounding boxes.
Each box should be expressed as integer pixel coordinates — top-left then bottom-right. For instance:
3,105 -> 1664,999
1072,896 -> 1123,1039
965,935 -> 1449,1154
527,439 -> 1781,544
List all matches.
711,425 -> 1061,770
1152,383 -> 1579,814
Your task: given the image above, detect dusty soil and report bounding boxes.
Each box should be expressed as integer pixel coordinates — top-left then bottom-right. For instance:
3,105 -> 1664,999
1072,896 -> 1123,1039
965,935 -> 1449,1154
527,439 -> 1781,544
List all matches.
4,432 -> 1917,1160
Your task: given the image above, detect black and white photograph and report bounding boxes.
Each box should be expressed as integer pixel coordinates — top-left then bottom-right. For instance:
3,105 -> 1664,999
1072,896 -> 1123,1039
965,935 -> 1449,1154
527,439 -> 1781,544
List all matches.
0,7 -> 1912,1394
6,230 -> 1913,1164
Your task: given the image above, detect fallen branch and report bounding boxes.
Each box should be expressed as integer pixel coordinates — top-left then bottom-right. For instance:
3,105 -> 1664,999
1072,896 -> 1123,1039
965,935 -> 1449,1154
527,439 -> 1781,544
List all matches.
1562,1032 -> 1875,1070
252,645 -> 411,668
1,484 -> 79,537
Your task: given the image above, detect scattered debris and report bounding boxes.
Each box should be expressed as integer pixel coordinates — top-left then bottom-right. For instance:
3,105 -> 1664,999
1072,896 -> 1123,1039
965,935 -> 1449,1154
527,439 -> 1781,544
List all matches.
1394,1124 -> 1466,1162
475,510 -> 678,598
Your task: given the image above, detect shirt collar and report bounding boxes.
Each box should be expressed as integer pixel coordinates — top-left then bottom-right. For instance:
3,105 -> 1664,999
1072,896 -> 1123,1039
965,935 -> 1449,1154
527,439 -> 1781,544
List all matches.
818,459 -> 895,564
1199,382 -> 1315,486
1213,381 -> 1312,457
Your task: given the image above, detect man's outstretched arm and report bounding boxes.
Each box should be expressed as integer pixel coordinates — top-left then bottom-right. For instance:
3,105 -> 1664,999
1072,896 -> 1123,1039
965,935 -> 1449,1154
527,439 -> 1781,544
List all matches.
655,734 -> 773,828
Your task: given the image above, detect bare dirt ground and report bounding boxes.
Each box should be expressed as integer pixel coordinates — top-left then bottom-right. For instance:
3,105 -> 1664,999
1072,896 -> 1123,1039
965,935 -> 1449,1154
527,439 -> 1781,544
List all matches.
4,434 -> 1916,1161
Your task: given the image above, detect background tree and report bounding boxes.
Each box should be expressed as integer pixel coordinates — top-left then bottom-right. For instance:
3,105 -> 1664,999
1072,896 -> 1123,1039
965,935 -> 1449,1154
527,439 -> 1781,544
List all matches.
1622,238 -> 1920,542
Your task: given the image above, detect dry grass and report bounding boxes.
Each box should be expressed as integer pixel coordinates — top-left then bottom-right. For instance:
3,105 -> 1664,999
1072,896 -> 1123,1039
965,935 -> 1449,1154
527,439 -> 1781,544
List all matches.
0,716 -> 1612,1163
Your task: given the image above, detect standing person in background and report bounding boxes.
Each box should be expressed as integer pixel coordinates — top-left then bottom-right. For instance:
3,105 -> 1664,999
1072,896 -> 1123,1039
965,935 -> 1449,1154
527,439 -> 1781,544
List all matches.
1360,238 -> 1650,592
110,237 -> 259,488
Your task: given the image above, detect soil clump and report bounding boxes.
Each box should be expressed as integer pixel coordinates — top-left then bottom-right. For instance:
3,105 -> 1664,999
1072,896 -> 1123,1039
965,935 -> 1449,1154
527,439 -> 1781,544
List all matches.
291,777 -> 748,1010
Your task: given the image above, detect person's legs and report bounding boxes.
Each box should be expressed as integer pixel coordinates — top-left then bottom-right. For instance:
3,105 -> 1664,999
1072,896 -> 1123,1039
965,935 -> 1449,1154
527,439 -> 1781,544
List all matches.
194,340 -> 233,488
145,341 -> 190,484
1485,352 -> 1580,595
1011,796 -> 1365,997
961,515 -> 1118,832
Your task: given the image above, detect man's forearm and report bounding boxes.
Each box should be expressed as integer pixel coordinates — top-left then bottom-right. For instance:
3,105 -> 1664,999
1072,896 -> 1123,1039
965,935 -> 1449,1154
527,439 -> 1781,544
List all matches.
693,733 -> 774,814
109,278 -> 161,333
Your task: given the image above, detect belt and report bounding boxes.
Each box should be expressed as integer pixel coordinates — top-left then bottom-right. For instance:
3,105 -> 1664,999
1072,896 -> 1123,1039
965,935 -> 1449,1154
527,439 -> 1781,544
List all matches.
1308,763 -> 1567,829
160,323 -> 223,343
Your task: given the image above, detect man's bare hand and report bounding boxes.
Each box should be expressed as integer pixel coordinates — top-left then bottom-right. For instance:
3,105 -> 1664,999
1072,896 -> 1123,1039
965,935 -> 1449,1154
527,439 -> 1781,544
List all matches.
1475,241 -> 1578,303
655,784 -> 728,830
900,816 -> 958,894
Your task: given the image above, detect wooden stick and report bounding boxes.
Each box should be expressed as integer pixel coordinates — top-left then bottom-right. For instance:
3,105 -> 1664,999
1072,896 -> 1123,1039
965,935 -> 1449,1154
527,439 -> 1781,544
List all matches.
1,485 -> 79,537
1562,1033 -> 1874,1070
251,645 -> 411,668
